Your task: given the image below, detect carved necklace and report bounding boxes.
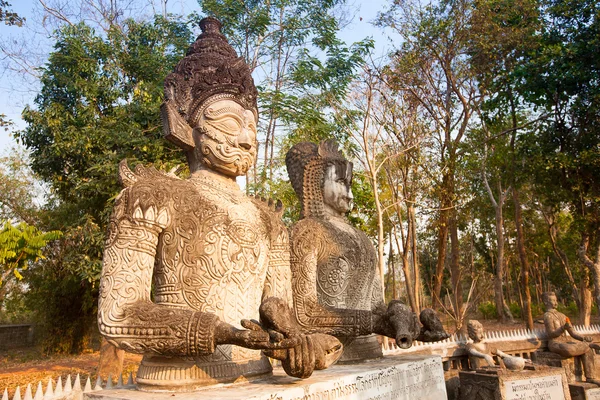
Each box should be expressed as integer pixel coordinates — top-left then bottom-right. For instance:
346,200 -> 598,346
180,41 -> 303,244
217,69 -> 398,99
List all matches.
190,171 -> 244,204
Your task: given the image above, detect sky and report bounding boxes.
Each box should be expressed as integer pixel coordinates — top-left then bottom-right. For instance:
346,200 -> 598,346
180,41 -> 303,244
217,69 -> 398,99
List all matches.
0,0 -> 394,154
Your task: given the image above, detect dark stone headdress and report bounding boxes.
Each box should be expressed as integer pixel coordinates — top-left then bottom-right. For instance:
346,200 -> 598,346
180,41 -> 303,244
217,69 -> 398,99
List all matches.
285,140 -> 352,219
161,17 -> 258,151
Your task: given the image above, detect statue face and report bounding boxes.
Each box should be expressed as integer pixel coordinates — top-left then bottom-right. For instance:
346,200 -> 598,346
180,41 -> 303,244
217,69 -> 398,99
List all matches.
543,293 -> 558,310
194,99 -> 257,177
322,163 -> 353,217
469,324 -> 484,341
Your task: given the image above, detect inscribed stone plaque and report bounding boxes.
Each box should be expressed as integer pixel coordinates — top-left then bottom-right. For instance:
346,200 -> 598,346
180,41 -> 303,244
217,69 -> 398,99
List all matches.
586,388 -> 600,400
86,355 -> 447,400
505,375 -> 565,400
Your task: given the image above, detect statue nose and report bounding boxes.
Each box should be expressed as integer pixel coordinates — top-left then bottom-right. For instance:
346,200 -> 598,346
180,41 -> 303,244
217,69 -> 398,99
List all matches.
238,129 -> 253,150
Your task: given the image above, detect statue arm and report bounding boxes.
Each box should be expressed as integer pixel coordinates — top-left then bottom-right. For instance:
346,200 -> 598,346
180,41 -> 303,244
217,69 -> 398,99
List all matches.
543,312 -> 566,340
98,188 -> 222,357
263,227 -> 293,307
290,223 -> 372,337
466,344 -> 495,366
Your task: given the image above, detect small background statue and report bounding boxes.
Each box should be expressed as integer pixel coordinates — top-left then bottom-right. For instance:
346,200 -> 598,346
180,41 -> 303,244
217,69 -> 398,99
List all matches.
465,320 -> 529,371
543,291 -> 600,384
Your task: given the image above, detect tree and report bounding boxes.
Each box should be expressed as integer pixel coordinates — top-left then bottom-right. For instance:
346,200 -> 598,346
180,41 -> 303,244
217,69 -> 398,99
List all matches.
378,0 -> 483,322
469,0 -> 540,327
16,15 -> 194,352
520,0 -> 600,317
0,221 -> 61,312
0,0 -> 24,26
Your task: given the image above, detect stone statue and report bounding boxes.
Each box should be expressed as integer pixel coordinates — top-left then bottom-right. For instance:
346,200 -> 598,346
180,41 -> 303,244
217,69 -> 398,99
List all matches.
97,17 -> 340,391
285,140 -> 449,362
465,320 -> 529,371
543,291 -> 599,384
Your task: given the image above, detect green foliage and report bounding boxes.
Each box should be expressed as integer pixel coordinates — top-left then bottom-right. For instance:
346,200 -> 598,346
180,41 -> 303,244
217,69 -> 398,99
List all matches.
0,221 -> 61,285
0,0 -> 24,26
478,301 -> 498,320
16,16 -> 194,352
509,302 -> 522,319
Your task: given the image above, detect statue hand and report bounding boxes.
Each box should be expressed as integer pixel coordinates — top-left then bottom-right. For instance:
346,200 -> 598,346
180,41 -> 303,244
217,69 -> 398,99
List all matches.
217,320 -> 300,350
484,354 -> 496,366
264,333 -> 343,379
584,336 -> 593,343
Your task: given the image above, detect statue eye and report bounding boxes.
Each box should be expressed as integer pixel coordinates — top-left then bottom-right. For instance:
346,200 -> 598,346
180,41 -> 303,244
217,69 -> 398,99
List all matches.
206,118 -> 241,134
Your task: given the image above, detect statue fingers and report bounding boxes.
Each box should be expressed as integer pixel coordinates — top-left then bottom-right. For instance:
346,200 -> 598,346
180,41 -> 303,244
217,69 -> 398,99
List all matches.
241,319 -> 263,331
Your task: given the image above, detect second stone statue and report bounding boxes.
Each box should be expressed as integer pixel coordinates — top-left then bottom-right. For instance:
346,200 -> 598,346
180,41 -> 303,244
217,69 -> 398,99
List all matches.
285,140 -> 450,363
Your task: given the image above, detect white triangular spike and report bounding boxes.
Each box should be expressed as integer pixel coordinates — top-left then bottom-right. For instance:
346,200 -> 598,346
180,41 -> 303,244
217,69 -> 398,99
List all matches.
12,386 -> 21,400
64,375 -> 72,393
73,375 -> 81,392
2,388 -> 8,400
43,378 -> 53,399
117,374 -> 123,388
33,382 -> 43,400
54,377 -> 62,396
106,375 -> 113,389
94,376 -> 103,391
83,377 -> 92,393
23,385 -> 32,400
127,372 -> 133,386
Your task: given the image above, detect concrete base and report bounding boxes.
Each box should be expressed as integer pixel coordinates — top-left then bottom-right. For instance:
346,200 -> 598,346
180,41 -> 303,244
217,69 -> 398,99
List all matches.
569,382 -> 600,400
459,366 -> 571,400
85,354 -> 446,400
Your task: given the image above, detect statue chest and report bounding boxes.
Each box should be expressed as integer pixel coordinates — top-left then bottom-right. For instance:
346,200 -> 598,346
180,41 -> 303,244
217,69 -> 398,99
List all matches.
152,191 -> 270,317
316,220 -> 378,310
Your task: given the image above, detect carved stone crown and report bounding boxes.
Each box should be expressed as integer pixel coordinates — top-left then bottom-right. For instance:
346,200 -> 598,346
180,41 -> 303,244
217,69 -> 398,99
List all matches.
286,139 -> 351,219
161,17 -> 258,151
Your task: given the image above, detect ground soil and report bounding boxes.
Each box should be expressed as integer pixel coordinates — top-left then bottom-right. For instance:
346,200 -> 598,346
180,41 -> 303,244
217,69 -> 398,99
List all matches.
0,348 -> 141,397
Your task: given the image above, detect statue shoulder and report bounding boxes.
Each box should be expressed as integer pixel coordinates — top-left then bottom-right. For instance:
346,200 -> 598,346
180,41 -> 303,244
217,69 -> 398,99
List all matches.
290,218 -> 328,240
118,159 -> 182,188
248,195 -> 288,244
114,160 -> 186,228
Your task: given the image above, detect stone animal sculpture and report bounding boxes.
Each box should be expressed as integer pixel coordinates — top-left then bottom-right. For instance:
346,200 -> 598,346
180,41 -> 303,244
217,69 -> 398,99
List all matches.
285,140 -> 449,362
543,291 -> 600,384
97,17 -> 340,391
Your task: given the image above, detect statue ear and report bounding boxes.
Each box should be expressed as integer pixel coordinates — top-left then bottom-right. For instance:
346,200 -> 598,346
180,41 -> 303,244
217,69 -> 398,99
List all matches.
161,101 -> 195,151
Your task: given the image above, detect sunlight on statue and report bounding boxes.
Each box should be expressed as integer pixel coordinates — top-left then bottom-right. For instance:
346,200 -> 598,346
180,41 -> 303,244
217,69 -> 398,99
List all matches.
97,17 -> 340,391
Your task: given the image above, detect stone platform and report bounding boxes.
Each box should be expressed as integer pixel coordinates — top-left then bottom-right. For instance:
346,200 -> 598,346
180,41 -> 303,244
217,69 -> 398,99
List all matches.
459,366 -> 571,400
85,354 -> 446,400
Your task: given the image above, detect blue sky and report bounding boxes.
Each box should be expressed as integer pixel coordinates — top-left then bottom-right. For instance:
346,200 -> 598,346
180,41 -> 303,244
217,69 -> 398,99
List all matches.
0,0 -> 393,153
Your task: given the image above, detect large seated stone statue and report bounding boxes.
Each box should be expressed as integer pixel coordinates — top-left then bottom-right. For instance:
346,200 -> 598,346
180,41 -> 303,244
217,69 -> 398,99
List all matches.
97,18 -> 340,391
542,291 -> 600,384
285,140 -> 449,362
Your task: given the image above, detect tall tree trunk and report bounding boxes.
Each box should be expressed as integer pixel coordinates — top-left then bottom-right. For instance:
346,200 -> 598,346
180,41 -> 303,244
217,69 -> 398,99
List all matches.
513,189 -> 533,329
409,205 -> 421,313
433,172 -> 451,309
580,275 -> 592,326
508,90 -> 533,328
449,209 -> 463,321
579,232 -> 600,317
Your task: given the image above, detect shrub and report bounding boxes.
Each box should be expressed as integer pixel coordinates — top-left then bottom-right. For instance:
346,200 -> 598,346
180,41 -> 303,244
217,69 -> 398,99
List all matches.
478,301 -> 497,320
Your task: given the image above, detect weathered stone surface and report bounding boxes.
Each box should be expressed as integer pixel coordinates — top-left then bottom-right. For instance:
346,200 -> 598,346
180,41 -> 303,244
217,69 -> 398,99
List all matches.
541,292 -> 598,385
569,382 -> 600,400
97,17 -> 340,391
285,141 -> 448,363
85,355 -> 447,400
459,366 -> 571,400
465,320 -> 529,371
